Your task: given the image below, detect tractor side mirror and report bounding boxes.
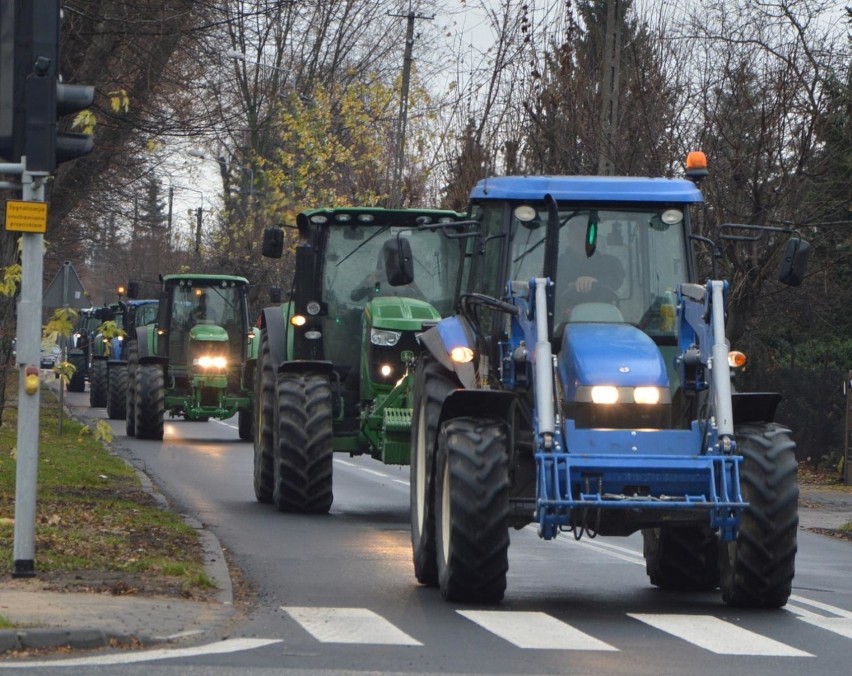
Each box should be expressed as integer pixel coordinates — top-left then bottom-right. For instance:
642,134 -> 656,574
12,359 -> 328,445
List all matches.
262,227 -> 285,259
383,237 -> 414,286
269,286 -> 282,304
127,281 -> 140,299
778,237 -> 811,287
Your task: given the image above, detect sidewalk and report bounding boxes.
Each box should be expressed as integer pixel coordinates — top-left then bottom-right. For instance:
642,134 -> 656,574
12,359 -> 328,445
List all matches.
0,517 -> 237,655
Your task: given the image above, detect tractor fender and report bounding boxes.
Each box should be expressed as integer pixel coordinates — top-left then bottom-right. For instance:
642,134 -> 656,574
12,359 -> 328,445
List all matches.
731,392 -> 782,424
437,389 -> 516,430
261,306 -> 289,366
417,316 -> 477,389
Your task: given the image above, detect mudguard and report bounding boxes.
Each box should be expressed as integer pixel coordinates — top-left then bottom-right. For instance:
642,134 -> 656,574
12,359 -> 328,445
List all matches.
417,316 -> 477,389
262,305 -> 289,366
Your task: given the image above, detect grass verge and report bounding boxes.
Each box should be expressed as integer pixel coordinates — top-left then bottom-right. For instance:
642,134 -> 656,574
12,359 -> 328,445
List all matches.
0,373 -> 215,598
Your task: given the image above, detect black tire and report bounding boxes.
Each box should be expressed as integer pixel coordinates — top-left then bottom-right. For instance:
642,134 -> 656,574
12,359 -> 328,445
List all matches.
238,408 -> 253,442
89,359 -> 108,408
68,355 -> 86,393
125,344 -> 138,437
136,363 -> 165,441
642,526 -> 719,591
253,330 -> 275,502
410,356 -> 458,587
107,364 -> 128,420
720,423 -> 798,608
272,371 -> 334,513
435,417 -> 510,603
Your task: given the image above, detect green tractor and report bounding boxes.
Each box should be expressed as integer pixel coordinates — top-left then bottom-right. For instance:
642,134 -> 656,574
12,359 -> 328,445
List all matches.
126,274 -> 259,441
66,306 -> 114,393
256,207 -> 470,512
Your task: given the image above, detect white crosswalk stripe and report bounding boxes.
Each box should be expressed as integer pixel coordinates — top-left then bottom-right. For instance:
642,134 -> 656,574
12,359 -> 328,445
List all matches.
280,605 -> 845,656
628,614 -> 813,656
458,610 -> 618,651
282,606 -> 422,645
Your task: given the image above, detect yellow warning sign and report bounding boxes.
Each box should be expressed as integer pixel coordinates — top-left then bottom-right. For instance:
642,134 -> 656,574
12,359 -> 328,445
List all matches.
5,200 -> 48,233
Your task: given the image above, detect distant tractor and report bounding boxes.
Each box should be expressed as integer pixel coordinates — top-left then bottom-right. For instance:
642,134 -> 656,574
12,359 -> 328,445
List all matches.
126,274 -> 258,441
257,207 -> 470,513
98,296 -> 159,419
410,153 -> 810,607
66,306 -> 113,393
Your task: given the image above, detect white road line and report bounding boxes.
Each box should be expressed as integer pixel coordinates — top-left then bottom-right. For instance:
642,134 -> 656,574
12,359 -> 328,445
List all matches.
523,525 -> 644,565
788,594 -> 852,619
629,614 -> 813,656
211,419 -> 236,429
283,606 -> 422,645
796,616 -> 852,640
0,638 -> 281,668
458,610 -> 618,651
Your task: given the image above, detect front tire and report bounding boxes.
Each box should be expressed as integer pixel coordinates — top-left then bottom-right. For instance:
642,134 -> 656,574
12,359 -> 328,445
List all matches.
125,345 -> 138,437
89,359 -> 108,407
272,372 -> 333,513
106,363 -> 128,420
643,526 -> 719,591
435,417 -> 510,603
410,356 -> 458,587
135,363 -> 165,441
720,423 -> 798,608
253,329 -> 275,502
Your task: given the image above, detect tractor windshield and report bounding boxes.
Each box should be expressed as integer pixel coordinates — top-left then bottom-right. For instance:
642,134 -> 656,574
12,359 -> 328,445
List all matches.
495,203 -> 690,341
321,223 -> 464,377
167,283 -> 246,366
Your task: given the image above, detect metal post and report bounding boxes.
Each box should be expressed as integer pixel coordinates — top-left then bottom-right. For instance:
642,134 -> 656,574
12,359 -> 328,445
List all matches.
845,370 -> 852,485
13,160 -> 47,577
194,207 -> 202,265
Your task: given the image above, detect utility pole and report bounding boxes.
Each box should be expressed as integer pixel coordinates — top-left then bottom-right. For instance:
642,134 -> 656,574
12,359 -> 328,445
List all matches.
845,371 -> 852,485
597,0 -> 621,176
389,6 -> 432,208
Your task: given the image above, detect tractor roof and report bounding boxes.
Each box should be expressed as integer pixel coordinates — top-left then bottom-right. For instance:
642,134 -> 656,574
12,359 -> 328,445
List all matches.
161,273 -> 249,285
297,207 -> 468,230
469,175 -> 704,204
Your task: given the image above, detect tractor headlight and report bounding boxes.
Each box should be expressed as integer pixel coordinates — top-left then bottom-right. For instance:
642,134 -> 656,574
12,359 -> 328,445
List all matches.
379,364 -> 393,378
590,386 -> 619,404
194,355 -> 228,369
450,346 -> 475,363
371,329 -> 401,347
632,387 -> 662,405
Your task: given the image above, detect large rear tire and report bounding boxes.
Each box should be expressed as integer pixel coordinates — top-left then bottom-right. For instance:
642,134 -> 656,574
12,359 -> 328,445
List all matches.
106,364 -> 128,420
643,526 -> 719,591
272,371 -> 333,513
136,363 -> 165,441
89,359 -> 108,407
720,422 -> 798,608
435,417 -> 510,603
410,356 -> 458,587
253,329 -> 275,502
125,345 -> 138,437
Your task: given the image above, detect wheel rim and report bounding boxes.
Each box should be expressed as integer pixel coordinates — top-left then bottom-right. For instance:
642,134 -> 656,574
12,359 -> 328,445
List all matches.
415,399 -> 427,535
440,451 -> 450,566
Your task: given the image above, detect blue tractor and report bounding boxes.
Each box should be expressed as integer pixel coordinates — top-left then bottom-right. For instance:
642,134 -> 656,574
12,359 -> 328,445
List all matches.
410,154 -> 810,607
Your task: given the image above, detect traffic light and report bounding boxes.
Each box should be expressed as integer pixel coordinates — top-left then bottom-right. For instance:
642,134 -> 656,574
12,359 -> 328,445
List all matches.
26,0 -> 94,172
0,0 -> 26,163
0,0 -> 94,170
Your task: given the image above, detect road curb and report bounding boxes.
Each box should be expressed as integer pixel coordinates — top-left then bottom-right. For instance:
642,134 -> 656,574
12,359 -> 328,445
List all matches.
0,628 -> 161,655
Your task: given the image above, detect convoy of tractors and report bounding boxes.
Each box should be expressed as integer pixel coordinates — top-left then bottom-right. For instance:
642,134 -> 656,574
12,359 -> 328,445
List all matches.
78,153 -> 809,609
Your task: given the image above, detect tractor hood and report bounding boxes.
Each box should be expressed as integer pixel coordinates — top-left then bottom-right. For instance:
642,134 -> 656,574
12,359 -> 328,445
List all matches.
365,297 -> 441,332
558,323 -> 669,401
189,323 -> 229,342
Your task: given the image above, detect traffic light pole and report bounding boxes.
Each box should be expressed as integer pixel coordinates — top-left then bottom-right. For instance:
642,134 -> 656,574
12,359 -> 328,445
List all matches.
11,159 -> 47,577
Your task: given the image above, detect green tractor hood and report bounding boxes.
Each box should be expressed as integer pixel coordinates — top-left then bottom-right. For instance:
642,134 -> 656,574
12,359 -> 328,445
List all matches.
365,296 -> 441,331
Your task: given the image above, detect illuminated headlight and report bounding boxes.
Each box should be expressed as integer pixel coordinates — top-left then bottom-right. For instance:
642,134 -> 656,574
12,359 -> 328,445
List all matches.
450,346 -> 475,363
380,364 -> 393,377
194,355 -> 228,369
591,386 -> 619,404
371,328 -> 401,346
117,336 -> 124,342
290,314 -> 306,327
633,387 -> 662,405
728,351 -> 747,368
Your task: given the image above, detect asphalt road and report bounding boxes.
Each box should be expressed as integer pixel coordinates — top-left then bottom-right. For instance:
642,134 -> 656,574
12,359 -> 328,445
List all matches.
37,391 -> 852,676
